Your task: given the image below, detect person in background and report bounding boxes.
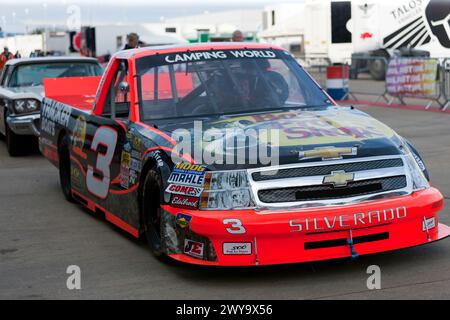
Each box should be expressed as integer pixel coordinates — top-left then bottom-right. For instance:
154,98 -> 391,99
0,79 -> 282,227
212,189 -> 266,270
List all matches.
0,47 -> 14,70
14,51 -> 21,59
123,33 -> 140,50
232,30 -> 245,42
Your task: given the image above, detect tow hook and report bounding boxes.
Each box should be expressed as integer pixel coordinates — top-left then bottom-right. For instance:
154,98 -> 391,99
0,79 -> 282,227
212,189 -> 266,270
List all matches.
347,229 -> 358,260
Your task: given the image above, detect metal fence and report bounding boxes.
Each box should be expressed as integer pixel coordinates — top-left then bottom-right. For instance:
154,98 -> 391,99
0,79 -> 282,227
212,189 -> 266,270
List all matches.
301,55 -> 450,111
443,58 -> 450,111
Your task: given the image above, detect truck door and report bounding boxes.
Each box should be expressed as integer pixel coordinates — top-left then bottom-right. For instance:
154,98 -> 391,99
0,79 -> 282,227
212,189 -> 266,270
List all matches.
83,60 -> 131,201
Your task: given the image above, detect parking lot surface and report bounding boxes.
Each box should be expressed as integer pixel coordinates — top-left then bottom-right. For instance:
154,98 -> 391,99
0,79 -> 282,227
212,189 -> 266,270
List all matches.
0,105 -> 449,300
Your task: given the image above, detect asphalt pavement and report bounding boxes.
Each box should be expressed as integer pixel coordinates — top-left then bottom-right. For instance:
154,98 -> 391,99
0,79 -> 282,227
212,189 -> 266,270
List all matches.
0,105 -> 449,300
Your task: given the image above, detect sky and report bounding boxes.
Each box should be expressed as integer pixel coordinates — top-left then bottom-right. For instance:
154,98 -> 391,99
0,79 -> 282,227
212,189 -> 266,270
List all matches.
0,0 -> 303,33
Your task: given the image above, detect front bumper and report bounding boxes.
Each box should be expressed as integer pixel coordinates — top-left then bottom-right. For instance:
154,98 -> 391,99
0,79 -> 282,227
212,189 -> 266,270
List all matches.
6,113 -> 40,136
162,188 -> 449,266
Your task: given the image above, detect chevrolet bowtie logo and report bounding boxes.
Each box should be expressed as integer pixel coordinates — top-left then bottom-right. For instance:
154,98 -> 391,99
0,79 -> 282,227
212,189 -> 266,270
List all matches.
298,146 -> 357,160
323,171 -> 355,187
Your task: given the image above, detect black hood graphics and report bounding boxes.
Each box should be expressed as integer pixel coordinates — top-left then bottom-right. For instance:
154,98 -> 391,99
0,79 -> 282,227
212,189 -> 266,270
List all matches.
146,107 -> 405,171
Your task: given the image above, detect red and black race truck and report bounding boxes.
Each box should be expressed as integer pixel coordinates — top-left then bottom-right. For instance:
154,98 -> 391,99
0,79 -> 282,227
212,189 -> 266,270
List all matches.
39,43 -> 449,266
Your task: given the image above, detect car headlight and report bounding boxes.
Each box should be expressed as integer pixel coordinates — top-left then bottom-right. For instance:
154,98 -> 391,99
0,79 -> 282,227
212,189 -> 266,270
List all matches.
13,99 -> 41,114
401,141 -> 429,191
199,170 -> 255,210
2,99 -> 11,109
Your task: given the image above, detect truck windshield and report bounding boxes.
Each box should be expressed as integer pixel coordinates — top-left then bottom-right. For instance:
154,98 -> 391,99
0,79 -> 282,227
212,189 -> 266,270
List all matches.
136,49 -> 332,121
8,62 -> 102,87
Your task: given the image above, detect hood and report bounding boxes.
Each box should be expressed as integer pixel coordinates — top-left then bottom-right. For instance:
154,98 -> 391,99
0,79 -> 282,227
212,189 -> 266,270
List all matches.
151,106 -> 404,170
0,85 -> 44,100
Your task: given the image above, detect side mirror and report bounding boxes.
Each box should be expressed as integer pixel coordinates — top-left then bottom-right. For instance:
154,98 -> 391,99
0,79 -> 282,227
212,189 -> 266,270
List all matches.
118,81 -> 130,93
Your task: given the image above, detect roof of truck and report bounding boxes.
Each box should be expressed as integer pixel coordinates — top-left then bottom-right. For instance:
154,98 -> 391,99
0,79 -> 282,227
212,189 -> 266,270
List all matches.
115,42 -> 286,60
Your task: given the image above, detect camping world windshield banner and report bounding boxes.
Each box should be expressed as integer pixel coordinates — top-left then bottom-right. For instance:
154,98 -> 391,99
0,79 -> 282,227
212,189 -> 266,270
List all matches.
386,58 -> 439,98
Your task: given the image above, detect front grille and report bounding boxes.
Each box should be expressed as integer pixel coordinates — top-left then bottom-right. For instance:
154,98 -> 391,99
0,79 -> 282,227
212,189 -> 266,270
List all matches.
252,158 -> 403,181
258,176 -> 407,203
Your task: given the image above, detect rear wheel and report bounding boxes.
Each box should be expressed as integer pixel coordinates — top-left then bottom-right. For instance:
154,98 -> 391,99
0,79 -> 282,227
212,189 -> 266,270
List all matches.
142,168 -> 164,257
58,135 -> 75,202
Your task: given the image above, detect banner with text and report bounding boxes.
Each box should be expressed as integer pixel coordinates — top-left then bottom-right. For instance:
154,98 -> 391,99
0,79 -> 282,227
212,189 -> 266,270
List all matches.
386,58 -> 439,98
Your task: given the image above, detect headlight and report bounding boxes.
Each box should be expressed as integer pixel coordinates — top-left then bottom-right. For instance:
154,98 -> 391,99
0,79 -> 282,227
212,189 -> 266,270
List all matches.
13,99 -> 41,114
401,141 -> 429,191
2,99 -> 11,109
199,170 -> 255,210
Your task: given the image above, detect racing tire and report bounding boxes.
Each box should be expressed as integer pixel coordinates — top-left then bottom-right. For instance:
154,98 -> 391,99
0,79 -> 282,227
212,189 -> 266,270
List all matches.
368,58 -> 386,81
368,49 -> 390,81
58,135 -> 75,203
5,123 -> 27,157
142,168 -> 165,258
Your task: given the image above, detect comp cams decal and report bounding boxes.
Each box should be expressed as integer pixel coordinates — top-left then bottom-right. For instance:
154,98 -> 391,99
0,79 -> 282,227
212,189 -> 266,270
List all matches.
166,184 -> 203,197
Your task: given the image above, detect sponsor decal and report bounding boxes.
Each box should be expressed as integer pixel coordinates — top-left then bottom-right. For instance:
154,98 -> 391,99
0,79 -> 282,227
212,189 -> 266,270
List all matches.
176,213 -> 192,229
223,242 -> 252,255
132,137 -> 142,150
130,158 -> 141,171
124,142 -> 132,153
423,217 -> 436,231
72,116 -> 86,149
289,206 -> 408,233
213,111 -> 394,146
121,152 -> 131,168
171,194 -> 200,209
168,163 -> 207,186
173,163 -> 206,173
71,167 -> 83,188
166,184 -> 203,197
131,150 -> 141,160
184,239 -> 204,259
164,50 -> 276,64
129,169 -> 138,185
168,172 -> 205,186
41,99 -> 72,136
120,167 -> 130,189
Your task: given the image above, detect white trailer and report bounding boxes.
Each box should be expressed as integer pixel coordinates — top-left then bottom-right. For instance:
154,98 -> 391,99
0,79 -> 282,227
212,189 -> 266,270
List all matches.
303,0 -> 450,78
79,24 -> 188,58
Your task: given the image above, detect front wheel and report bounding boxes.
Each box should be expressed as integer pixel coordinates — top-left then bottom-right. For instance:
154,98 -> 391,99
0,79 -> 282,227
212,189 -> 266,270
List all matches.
5,123 -> 27,157
142,168 -> 164,257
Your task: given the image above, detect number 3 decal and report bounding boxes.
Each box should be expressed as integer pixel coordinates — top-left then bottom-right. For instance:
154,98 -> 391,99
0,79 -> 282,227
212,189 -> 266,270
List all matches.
86,126 -> 118,199
223,219 -> 246,234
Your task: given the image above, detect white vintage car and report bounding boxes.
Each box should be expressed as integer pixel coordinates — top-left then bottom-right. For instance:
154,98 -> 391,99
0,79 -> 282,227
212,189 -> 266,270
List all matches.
0,56 -> 102,156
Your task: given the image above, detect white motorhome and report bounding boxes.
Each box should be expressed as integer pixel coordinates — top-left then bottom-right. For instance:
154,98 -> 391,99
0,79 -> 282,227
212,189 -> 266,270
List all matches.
303,0 -> 450,78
